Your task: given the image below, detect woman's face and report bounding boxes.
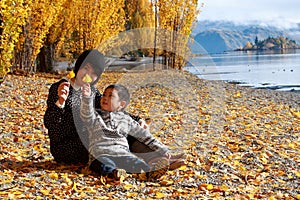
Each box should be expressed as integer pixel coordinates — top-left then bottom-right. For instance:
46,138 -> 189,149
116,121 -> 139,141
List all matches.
75,63 -> 98,86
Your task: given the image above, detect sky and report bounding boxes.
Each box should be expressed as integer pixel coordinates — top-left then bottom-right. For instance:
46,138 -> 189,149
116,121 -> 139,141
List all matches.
197,0 -> 300,29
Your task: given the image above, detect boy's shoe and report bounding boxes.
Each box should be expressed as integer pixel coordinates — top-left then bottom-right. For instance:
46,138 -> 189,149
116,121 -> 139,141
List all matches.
169,158 -> 185,170
147,157 -> 169,181
170,153 -> 186,160
109,169 -> 127,181
148,153 -> 186,171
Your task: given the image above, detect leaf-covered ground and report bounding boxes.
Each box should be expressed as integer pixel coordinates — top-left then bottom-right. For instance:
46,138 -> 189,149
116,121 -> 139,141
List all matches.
0,70 -> 299,199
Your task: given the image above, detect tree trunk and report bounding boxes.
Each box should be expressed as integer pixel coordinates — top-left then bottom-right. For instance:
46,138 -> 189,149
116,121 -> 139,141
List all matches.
38,37 -> 55,72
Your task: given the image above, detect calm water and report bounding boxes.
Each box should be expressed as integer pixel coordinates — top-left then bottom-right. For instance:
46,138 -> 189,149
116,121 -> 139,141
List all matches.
186,49 -> 300,93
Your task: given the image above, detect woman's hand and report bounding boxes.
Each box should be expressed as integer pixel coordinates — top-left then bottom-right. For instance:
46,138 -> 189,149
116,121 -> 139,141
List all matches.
139,117 -> 151,129
57,82 -> 70,105
138,119 -> 149,129
82,83 -> 91,97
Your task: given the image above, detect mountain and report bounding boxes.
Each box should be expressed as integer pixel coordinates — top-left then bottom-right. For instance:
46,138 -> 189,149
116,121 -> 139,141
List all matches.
192,20 -> 300,54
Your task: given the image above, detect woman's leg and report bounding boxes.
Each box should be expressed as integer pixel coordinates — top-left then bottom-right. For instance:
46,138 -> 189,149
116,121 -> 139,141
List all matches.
127,136 -> 186,170
127,135 -> 161,163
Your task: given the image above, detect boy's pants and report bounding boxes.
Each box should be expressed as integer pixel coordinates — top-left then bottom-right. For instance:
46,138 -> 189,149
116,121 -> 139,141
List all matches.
89,155 -> 151,175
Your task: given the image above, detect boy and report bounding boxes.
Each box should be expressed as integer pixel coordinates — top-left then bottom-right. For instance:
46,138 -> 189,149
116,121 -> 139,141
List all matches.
80,84 -> 171,181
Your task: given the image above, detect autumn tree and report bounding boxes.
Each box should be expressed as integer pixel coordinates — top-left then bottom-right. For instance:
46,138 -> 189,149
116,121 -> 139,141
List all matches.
66,0 -> 126,57
0,0 -> 31,77
12,0 -> 66,74
37,0 -> 77,72
125,0 -> 154,30
243,41 -> 253,50
1,0 -> 198,76
104,0 -> 155,57
156,0 -> 199,69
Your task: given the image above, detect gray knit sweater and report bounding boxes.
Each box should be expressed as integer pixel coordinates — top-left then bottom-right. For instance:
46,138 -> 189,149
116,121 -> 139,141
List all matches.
80,96 -> 169,164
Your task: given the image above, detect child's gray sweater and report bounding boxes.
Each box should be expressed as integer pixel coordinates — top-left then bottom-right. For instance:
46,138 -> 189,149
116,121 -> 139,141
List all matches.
80,96 -> 169,164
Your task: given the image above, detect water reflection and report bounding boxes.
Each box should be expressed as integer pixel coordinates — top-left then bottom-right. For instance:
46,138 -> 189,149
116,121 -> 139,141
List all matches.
187,49 -> 300,93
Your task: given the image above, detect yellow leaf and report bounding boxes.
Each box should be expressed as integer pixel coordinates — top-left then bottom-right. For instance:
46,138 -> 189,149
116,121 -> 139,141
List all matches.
234,91 -> 241,98
288,143 -> 296,149
220,184 -> 228,191
155,192 -> 165,198
65,177 -> 73,186
161,180 -> 174,186
72,181 -> 78,192
82,74 -> 92,83
66,71 -> 75,79
124,184 -> 133,190
296,194 -> 300,200
99,176 -> 107,185
40,189 -> 50,195
207,184 -> 214,190
292,111 -> 300,118
126,192 -> 138,197
177,165 -> 187,170
49,173 -> 59,179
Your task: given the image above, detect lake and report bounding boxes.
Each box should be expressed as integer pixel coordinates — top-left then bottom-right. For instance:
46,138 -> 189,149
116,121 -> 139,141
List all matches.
186,49 -> 300,93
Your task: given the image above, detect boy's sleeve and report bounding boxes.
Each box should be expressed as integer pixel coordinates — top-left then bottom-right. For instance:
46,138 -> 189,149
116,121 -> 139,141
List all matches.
80,94 -> 108,130
80,96 -> 96,127
128,120 -> 169,155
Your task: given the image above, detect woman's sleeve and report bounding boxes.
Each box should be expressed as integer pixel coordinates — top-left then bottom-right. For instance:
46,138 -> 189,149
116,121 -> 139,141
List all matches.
43,81 -> 65,130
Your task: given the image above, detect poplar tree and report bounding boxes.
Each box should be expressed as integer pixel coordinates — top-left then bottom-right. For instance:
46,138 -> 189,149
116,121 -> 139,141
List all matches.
125,0 -> 154,29
38,0 -> 77,72
117,0 -> 155,57
0,0 -> 31,77
157,0 -> 199,69
68,0 -> 126,57
13,0 -> 65,73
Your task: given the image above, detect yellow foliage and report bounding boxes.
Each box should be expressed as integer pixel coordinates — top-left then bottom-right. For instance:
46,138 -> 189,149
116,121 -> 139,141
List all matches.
0,0 -> 31,76
67,0 -> 126,54
156,0 -> 199,69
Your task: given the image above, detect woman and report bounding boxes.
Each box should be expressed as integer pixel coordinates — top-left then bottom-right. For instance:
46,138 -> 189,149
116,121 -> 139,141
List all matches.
44,49 -> 106,164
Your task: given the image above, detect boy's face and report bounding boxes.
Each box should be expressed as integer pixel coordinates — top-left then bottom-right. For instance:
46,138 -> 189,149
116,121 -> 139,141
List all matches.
100,88 -> 125,112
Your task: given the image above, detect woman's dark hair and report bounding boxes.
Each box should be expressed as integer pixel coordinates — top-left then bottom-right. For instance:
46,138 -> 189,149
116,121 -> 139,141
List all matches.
105,84 -> 130,109
73,49 -> 105,85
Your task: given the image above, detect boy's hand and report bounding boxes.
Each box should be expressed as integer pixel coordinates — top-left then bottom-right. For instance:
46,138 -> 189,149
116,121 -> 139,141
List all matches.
82,83 -> 91,97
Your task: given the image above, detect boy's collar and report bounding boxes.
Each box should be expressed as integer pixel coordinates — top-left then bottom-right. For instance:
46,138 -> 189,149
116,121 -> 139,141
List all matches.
96,108 -> 123,114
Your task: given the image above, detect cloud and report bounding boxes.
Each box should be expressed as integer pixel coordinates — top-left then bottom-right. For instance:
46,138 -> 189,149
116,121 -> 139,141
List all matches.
197,0 -> 300,29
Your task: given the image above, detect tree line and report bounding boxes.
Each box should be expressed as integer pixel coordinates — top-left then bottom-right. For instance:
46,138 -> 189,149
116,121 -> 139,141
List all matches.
0,0 -> 200,77
237,36 -> 300,51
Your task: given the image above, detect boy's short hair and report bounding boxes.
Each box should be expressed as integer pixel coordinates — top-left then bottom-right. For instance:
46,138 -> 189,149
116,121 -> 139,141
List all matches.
105,84 -> 130,109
